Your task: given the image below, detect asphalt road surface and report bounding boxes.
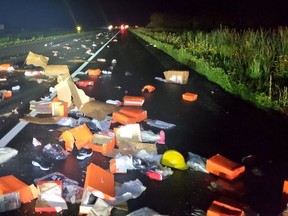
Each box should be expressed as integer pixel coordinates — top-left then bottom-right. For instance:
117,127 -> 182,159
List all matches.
1,29 -> 288,215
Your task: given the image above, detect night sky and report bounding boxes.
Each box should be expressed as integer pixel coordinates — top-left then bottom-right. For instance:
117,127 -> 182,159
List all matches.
0,0 -> 287,32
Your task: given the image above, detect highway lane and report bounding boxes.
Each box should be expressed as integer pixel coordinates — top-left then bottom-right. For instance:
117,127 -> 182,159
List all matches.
0,30 -> 116,139
1,29 -> 288,215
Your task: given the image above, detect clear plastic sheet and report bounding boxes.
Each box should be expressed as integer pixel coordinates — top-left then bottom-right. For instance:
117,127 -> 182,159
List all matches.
42,143 -> 69,160
106,179 -> 146,206
145,119 -> 175,129
187,152 -> 208,173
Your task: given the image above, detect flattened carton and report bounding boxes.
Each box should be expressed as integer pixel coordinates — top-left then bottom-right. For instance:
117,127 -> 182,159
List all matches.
25,51 -> 49,68
163,70 -> 189,84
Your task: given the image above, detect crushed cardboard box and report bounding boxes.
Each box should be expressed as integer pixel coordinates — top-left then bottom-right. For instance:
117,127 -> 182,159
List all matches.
55,78 -> 119,120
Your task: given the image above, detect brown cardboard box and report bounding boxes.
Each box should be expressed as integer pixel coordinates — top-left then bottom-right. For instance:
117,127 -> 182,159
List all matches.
163,70 -> 189,84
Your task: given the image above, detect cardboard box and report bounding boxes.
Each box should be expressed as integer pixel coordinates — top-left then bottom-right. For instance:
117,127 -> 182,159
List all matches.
59,124 -> 94,151
163,70 -> 189,84
55,79 -> 119,120
88,134 -> 116,154
113,107 -> 147,125
142,85 -> 155,93
182,92 -> 198,102
87,68 -> 101,76
119,107 -> 147,122
115,124 -> 142,143
123,96 -> 145,106
0,175 -> 35,203
112,111 -> 138,125
51,101 -> 68,117
80,163 -> 115,214
35,180 -> 67,213
206,154 -> 245,181
207,200 -> 244,216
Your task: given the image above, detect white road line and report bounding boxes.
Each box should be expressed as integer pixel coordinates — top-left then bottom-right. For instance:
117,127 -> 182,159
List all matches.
0,31 -> 119,148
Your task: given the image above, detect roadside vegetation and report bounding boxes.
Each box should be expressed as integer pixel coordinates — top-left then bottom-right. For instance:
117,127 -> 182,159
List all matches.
0,30 -> 78,48
131,26 -> 288,113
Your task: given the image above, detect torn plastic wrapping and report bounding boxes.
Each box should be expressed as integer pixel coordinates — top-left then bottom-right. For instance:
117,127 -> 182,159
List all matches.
87,198 -> 113,216
42,143 -> 69,160
187,152 -> 208,173
90,118 -> 111,131
106,179 -> 146,206
0,192 -> 21,213
132,150 -> 173,180
0,147 -> 18,165
126,207 -> 165,216
141,130 -> 160,143
145,119 -> 176,129
34,172 -> 83,203
57,116 -> 92,128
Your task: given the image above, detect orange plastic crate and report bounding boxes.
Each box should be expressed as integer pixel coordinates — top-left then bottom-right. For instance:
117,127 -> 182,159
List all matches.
182,92 -> 198,102
206,154 -> 245,181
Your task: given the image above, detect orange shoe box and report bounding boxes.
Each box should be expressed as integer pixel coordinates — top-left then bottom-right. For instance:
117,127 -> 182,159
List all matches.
51,101 -> 68,117
206,154 -> 245,181
0,175 -> 34,203
182,92 -> 198,102
119,107 -> 147,122
123,96 -> 145,106
88,134 -> 116,154
87,68 -> 101,76
207,200 -> 244,216
112,111 -> 138,125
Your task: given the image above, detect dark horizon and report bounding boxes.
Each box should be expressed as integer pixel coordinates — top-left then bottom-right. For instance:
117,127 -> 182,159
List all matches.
1,0 -> 288,32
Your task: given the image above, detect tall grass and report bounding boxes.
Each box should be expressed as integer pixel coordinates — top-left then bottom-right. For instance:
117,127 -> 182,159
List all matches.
131,27 -> 288,112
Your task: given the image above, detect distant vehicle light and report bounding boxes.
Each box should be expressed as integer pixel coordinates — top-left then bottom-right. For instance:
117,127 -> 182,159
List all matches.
76,26 -> 81,33
108,25 -> 113,30
120,24 -> 129,30
134,25 -> 139,29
